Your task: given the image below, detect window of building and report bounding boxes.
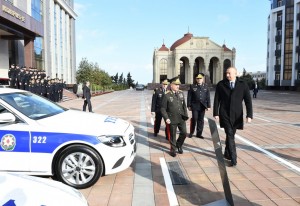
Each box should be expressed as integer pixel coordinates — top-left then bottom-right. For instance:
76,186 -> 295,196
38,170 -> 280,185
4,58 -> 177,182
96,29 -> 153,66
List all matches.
31,0 -> 43,22
284,70 -> 292,80
159,59 -> 167,75
286,7 -> 294,22
34,37 -> 44,70
277,0 -> 282,7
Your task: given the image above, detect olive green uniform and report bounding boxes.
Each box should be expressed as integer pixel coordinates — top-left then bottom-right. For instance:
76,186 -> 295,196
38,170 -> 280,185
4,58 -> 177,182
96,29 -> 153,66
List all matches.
161,90 -> 188,152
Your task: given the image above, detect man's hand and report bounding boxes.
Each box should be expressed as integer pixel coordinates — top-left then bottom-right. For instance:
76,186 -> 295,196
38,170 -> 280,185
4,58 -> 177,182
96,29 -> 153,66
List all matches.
206,108 -> 211,111
151,112 -> 155,116
214,116 -> 219,121
188,107 -> 191,111
246,117 -> 252,123
166,119 -> 171,124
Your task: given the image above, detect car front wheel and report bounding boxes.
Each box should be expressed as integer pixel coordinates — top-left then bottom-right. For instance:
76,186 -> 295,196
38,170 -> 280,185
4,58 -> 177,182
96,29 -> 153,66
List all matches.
54,144 -> 103,189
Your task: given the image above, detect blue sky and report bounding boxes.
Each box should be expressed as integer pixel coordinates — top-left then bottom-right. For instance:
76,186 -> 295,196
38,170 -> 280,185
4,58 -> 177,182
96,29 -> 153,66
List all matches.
74,0 -> 271,84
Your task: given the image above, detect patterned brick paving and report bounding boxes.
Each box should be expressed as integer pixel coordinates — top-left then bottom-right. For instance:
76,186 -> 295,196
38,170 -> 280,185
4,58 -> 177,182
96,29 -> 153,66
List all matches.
59,89 -> 300,206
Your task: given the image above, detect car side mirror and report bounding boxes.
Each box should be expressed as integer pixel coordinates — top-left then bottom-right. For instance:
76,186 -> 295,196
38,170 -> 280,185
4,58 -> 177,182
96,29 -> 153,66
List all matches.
0,113 -> 16,123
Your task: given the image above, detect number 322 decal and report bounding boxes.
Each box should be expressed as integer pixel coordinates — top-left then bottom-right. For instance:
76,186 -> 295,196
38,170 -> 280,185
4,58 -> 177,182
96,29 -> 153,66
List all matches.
32,136 -> 47,143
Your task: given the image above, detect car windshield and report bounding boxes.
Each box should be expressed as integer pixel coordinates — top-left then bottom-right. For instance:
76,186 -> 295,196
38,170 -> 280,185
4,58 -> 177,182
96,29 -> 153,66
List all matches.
0,92 -> 67,120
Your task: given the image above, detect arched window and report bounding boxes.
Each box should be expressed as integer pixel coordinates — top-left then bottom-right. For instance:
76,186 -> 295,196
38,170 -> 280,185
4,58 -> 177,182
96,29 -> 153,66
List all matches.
159,59 -> 167,75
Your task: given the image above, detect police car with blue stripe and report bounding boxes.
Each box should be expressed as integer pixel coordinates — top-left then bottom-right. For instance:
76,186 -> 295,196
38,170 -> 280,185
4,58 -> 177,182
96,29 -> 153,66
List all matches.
0,88 -> 136,189
0,172 -> 88,206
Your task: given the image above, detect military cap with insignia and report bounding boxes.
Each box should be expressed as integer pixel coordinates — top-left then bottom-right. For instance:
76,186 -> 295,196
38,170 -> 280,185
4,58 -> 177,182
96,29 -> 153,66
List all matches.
161,79 -> 169,85
195,73 -> 205,79
169,76 -> 181,85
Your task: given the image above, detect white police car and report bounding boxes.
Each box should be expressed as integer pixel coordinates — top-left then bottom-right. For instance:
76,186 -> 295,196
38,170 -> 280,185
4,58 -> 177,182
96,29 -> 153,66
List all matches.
0,172 -> 88,206
0,88 -> 136,189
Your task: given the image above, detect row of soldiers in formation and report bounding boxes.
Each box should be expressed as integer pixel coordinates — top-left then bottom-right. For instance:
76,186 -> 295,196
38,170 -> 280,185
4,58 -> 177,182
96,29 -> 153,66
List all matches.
8,64 -> 66,102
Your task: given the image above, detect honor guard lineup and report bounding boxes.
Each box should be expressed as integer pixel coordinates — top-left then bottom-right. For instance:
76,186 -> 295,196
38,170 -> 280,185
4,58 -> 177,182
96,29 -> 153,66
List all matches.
8,64 -> 65,102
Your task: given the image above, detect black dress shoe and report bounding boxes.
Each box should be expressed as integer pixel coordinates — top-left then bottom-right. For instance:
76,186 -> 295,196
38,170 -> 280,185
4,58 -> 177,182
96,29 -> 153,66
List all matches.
170,150 -> 176,157
177,144 -> 183,154
188,133 -> 193,138
154,133 -> 158,137
228,162 -> 236,167
196,135 -> 204,139
223,154 -> 231,160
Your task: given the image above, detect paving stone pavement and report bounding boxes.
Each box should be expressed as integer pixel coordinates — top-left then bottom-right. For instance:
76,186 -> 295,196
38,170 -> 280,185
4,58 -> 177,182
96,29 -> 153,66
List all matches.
59,89 -> 300,206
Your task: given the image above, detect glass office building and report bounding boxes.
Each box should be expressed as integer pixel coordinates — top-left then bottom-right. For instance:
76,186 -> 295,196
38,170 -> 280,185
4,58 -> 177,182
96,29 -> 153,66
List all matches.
0,0 -> 77,83
267,0 -> 300,89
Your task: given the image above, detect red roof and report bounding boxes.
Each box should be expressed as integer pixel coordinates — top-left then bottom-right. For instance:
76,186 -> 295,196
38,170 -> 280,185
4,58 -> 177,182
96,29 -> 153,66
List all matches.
222,44 -> 231,51
158,44 -> 169,51
170,32 -> 193,51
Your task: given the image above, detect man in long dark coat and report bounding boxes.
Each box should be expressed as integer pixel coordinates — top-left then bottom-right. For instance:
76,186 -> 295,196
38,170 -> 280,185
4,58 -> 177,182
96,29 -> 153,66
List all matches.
213,67 -> 253,167
82,81 -> 93,112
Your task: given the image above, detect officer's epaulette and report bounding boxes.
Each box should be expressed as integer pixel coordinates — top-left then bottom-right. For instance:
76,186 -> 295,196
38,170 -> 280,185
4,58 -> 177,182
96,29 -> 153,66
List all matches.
178,90 -> 183,92
166,91 -> 171,94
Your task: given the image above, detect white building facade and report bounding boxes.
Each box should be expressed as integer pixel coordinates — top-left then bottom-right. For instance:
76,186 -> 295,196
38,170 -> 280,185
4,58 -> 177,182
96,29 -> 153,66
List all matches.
0,0 -> 77,83
267,0 -> 300,89
43,0 -> 77,83
153,32 -> 236,85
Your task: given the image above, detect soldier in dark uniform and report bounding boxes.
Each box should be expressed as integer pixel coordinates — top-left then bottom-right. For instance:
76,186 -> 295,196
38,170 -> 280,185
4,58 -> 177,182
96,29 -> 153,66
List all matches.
151,79 -> 169,139
8,64 -> 15,88
29,79 -> 36,94
47,79 -> 53,100
41,79 -> 47,97
40,70 -> 46,80
58,79 -> 63,102
14,65 -> 20,89
35,79 -> 42,96
161,77 -> 189,157
187,73 -> 211,138
24,68 -> 30,91
53,79 -> 60,102
18,67 -> 25,90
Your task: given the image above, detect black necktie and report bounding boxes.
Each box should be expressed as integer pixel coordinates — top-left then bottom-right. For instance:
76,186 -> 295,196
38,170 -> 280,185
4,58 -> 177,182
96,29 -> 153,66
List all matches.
230,82 -> 234,90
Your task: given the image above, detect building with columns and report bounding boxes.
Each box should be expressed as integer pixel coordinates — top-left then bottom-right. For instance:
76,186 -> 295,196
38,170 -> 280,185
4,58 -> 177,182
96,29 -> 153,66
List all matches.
0,0 -> 77,83
153,32 -> 236,85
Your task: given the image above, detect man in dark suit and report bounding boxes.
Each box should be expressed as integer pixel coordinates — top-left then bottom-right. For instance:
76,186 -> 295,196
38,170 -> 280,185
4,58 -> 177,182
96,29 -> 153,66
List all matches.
82,81 -> 93,112
187,73 -> 211,139
161,77 -> 189,157
151,79 -> 169,139
213,67 -> 253,167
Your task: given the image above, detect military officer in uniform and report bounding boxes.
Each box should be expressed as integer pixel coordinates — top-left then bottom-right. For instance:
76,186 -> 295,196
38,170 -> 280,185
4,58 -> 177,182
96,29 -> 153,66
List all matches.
187,73 -> 211,138
161,77 -> 189,157
151,79 -> 169,139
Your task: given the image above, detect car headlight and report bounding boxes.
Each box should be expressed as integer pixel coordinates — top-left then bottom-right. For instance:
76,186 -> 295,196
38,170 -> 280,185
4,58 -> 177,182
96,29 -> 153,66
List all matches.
97,135 -> 126,147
